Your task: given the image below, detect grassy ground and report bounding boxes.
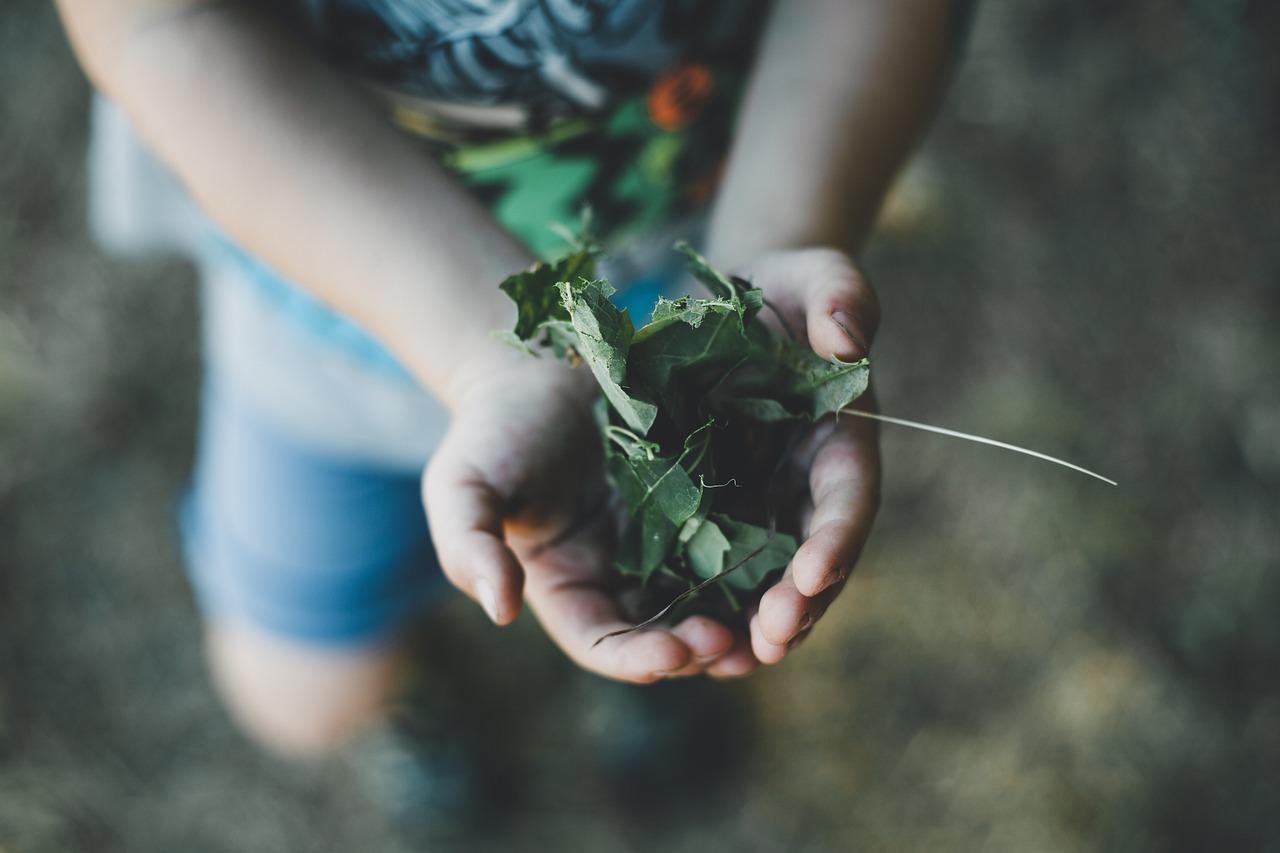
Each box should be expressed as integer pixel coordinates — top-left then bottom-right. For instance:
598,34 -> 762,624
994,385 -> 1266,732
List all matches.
3,1 -> 1278,850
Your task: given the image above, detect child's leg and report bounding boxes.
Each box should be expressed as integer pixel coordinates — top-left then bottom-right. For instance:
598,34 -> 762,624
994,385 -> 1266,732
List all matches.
180,240 -> 452,756
204,618 -> 404,757
180,371 -> 445,755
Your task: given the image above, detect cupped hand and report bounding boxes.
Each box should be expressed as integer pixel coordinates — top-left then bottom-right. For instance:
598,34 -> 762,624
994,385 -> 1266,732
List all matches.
704,247 -> 882,676
423,355 -> 736,683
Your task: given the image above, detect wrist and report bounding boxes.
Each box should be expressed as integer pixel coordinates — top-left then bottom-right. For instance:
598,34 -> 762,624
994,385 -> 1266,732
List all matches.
702,214 -> 868,274
440,338 -> 598,413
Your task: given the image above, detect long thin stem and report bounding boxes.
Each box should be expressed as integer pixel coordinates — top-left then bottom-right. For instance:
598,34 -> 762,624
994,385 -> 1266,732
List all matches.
591,535 -> 772,648
840,408 -> 1118,486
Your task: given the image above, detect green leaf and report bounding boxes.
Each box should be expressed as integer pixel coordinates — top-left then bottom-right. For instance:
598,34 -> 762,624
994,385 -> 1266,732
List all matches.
628,297 -> 752,401
608,448 -> 702,579
605,420 -> 711,581
498,241 -> 599,342
684,516 -> 732,580
711,514 -> 797,590
609,451 -> 702,527
782,346 -> 871,420
723,340 -> 871,423
541,320 -> 581,360
560,278 -> 658,434
719,396 -> 798,423
491,329 -> 535,354
675,242 -> 765,322
632,295 -> 738,341
675,242 -> 744,300
615,517 -> 675,580
678,513 -> 795,613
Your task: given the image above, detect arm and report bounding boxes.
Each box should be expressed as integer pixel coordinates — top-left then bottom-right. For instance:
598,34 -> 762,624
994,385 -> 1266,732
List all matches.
700,0 -> 958,674
707,0 -> 955,266
56,0 -> 734,682
55,0 -> 533,406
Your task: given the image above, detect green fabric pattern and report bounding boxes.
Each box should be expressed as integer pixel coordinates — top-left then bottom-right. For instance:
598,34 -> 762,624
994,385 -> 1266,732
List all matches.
422,67 -> 747,260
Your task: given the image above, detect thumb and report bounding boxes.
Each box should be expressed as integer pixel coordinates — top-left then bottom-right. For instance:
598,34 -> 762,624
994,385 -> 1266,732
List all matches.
800,250 -> 880,362
422,452 -> 525,626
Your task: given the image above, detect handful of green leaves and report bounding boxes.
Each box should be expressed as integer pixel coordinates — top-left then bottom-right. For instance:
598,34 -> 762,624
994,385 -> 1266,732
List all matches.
497,236 -> 869,634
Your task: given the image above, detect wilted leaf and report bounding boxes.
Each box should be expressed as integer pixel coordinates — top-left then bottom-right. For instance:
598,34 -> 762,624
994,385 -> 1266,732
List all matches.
561,278 -> 659,435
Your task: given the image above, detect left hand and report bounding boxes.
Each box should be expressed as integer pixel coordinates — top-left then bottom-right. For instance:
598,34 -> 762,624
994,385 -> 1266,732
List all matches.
423,356 -> 738,683
702,247 -> 883,677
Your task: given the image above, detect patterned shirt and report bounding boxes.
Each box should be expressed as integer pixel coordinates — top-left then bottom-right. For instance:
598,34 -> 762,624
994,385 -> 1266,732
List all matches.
271,0 -> 772,255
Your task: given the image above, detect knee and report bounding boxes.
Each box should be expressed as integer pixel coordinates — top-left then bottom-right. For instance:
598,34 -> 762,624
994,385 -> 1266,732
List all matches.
204,622 -> 403,758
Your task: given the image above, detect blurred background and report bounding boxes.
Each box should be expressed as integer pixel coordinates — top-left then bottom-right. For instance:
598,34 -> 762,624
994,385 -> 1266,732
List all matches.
2,0 -> 1278,850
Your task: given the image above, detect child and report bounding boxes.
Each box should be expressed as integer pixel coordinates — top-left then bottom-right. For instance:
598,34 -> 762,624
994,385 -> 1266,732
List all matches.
55,0 -> 962,763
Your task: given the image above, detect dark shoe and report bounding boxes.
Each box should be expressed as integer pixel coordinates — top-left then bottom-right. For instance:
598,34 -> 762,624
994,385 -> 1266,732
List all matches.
344,661 -> 515,843
346,711 -> 505,843
587,676 -> 752,815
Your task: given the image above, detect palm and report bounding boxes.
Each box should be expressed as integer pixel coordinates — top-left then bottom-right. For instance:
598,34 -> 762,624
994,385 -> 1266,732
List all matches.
424,360 -> 736,682
728,249 -> 882,665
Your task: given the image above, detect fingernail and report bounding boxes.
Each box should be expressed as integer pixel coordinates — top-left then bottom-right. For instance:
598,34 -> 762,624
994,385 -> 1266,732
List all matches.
787,612 -> 815,643
475,578 -> 500,624
814,565 -> 846,595
831,312 -> 868,359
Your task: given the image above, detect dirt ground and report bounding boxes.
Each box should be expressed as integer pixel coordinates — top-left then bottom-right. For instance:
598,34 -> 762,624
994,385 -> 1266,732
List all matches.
3,1 -> 1279,851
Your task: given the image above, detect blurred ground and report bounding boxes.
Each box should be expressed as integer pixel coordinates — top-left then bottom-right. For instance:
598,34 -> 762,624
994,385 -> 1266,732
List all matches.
3,1 -> 1279,851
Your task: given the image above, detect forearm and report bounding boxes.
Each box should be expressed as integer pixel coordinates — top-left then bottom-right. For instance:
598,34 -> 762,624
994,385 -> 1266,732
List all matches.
705,0 -> 956,268
56,0 -> 536,406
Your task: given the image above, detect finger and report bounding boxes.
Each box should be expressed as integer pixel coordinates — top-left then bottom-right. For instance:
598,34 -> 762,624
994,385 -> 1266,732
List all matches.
422,454 -> 524,626
800,251 -> 880,362
527,581 -> 694,683
749,611 -> 791,665
756,568 -> 848,650
519,529 -> 695,683
705,633 -> 760,679
662,616 -> 736,677
755,572 -> 811,650
790,407 -> 881,598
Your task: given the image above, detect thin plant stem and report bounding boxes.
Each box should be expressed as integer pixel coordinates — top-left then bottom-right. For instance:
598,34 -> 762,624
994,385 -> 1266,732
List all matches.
840,408 -> 1117,486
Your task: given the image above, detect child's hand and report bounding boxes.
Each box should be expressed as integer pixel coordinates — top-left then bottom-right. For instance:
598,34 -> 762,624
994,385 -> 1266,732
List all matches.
424,357 -> 737,683
424,247 -> 879,681
712,248 -> 883,673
